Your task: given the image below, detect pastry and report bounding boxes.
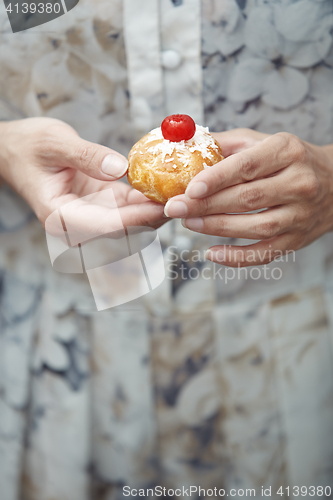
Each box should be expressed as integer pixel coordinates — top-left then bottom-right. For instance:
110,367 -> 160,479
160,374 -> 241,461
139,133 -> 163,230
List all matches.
127,114 -> 224,204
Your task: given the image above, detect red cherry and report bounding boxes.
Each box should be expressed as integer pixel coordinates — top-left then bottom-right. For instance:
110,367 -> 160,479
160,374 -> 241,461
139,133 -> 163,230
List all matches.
161,114 -> 196,142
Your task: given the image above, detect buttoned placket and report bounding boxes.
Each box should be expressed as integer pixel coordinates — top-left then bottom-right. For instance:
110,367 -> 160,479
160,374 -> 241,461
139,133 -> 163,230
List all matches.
124,0 -> 217,314
123,0 -> 203,139
160,0 -> 203,122
123,0 -> 165,139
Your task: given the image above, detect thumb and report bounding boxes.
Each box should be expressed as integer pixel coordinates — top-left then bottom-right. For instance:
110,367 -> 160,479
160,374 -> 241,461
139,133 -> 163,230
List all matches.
61,135 -> 129,181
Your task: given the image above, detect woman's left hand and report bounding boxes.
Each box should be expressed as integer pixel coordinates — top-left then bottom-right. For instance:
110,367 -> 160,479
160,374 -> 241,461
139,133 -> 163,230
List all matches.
164,129 -> 333,267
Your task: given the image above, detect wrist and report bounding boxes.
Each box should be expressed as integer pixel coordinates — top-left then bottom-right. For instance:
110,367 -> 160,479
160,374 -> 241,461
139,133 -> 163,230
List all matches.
318,143 -> 333,233
321,144 -> 333,171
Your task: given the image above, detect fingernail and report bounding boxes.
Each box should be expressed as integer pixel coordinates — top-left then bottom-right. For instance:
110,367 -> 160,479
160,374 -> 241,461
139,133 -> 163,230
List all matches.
164,200 -> 188,218
101,153 -> 128,178
185,181 -> 208,200
206,249 -> 225,262
182,217 -> 203,231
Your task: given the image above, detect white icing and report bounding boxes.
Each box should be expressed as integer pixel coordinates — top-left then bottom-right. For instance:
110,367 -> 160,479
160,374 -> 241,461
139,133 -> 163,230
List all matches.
146,125 -> 219,165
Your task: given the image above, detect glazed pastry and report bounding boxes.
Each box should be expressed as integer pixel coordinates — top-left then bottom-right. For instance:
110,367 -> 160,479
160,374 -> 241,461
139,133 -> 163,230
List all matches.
127,114 -> 224,204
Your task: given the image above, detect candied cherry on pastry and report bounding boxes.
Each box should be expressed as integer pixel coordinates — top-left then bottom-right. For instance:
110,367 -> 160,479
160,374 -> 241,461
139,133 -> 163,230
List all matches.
161,114 -> 196,142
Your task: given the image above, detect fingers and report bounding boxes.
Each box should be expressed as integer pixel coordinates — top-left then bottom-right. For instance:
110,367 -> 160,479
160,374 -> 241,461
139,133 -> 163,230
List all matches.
45,192 -> 165,246
118,201 -> 167,229
212,128 -> 269,157
55,134 -> 129,182
182,206 -> 297,240
165,167 -> 297,218
184,132 -> 296,201
206,232 -> 297,267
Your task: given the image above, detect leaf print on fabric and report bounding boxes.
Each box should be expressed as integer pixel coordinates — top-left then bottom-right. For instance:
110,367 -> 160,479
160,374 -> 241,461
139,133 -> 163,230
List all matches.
235,0 -> 246,9
309,66 -> 333,102
285,35 -> 332,69
202,0 -> 245,56
306,66 -> 333,144
213,17 -> 245,57
177,369 -> 221,426
227,58 -> 272,102
245,4 -> 332,68
30,50 -> 78,113
211,0 -> 241,32
274,0 -> 333,43
228,57 -> 309,110
203,54 -> 228,100
244,7 -> 284,61
0,187 -> 33,232
216,100 -> 265,130
228,2 -> 333,108
324,42 -> 333,67
32,328 -> 70,373
203,0 -> 333,124
262,66 -> 309,110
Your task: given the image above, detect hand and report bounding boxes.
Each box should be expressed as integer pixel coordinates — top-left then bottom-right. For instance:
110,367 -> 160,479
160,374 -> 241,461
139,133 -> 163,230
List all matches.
164,128 -> 333,267
0,118 -> 166,238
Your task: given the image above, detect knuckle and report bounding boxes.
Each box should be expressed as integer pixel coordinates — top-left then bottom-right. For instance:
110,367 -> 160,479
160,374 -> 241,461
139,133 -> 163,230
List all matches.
297,208 -> 312,230
78,144 -> 99,172
233,249 -> 246,266
256,218 -> 280,240
274,132 -> 308,162
273,131 -> 291,148
239,186 -> 263,211
297,172 -> 319,199
296,216 -> 308,232
217,216 -> 227,233
291,137 -> 307,162
288,133 -> 307,160
239,154 -> 257,181
198,195 -> 212,215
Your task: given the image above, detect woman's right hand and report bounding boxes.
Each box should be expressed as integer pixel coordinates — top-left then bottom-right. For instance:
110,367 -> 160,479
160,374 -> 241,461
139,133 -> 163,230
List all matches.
0,118 -> 166,236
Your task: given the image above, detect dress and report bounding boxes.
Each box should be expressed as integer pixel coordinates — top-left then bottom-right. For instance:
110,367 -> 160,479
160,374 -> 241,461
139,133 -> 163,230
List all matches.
0,1 -> 333,499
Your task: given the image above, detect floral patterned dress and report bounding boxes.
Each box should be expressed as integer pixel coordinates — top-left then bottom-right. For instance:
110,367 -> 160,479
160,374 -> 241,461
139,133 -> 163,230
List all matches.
0,1 -> 333,499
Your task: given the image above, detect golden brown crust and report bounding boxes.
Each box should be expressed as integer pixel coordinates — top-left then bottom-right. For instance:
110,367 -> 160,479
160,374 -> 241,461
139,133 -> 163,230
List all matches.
127,133 -> 224,204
